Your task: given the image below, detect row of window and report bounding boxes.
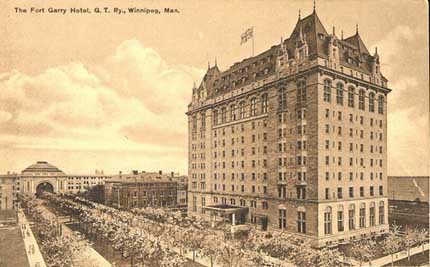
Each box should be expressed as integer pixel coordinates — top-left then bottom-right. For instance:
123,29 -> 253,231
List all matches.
324,156 -> 384,168
279,210 -> 307,234
213,172 -> 268,180
323,80 -> 384,114
213,133 -> 268,148
213,120 -> 268,138
325,141 -> 384,154
325,124 -> 384,140
325,171 -> 384,181
325,186 -> 384,200
194,81 -> 308,129
213,159 -> 268,169
325,109 -> 384,128
323,202 -> 385,235
213,184 -> 268,194
212,94 -> 269,126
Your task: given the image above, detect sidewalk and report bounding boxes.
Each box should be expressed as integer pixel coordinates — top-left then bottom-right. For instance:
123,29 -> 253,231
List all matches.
18,209 -> 47,267
62,224 -> 112,267
347,243 -> 429,267
371,243 -> 429,267
39,205 -> 112,267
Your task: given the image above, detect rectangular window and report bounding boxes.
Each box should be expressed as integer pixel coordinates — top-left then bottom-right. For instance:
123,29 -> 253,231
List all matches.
279,209 -> 287,229
359,207 -> 366,228
338,211 -> 344,232
297,211 -> 306,233
349,209 -> 355,230
337,187 -> 343,199
324,211 -> 332,235
379,203 -> 385,224
369,207 -> 375,227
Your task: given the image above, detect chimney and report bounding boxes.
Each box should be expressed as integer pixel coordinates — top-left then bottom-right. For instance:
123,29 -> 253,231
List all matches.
171,171 -> 175,177
158,170 -> 162,175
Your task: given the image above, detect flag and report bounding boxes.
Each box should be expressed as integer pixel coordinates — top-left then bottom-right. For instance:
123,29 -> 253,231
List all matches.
241,27 -> 253,45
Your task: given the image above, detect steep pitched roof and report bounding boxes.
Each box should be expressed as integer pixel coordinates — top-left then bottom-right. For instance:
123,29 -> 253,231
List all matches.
194,11 -> 382,100
288,11 -> 329,57
344,32 -> 370,55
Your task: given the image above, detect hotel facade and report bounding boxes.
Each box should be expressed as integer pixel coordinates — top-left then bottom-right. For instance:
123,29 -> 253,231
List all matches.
186,10 -> 390,247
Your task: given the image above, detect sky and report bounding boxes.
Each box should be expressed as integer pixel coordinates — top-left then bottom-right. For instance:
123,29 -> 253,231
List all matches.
0,0 -> 428,176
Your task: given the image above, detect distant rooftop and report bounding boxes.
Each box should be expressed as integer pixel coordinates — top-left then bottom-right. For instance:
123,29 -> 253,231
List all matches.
21,161 -> 64,174
109,171 -> 175,183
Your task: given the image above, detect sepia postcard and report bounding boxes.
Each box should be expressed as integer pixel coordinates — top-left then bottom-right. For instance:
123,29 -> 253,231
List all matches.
0,1 -> 429,267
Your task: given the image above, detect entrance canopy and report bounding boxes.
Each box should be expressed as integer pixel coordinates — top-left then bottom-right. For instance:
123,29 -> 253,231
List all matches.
204,204 -> 249,215
204,204 -> 249,227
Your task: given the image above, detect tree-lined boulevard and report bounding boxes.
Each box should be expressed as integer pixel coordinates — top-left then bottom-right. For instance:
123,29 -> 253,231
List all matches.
19,193 -> 429,267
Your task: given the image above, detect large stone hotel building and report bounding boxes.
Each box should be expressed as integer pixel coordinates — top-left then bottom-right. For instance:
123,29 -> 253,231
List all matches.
186,10 -> 390,247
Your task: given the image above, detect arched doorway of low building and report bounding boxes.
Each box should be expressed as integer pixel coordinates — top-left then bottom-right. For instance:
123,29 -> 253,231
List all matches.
36,182 -> 54,197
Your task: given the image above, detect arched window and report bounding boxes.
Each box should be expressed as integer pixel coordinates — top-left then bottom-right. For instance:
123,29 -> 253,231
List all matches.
261,94 -> 268,113
213,110 -> 218,125
359,90 -> 365,110
379,201 -> 385,224
336,83 -> 344,105
324,206 -> 332,235
378,95 -> 384,114
230,104 -> 236,121
221,107 -> 227,123
297,80 -> 306,107
359,203 -> 366,228
323,79 -> 331,102
250,98 -> 257,116
348,204 -> 355,230
369,202 -> 376,226
239,101 -> 246,119
369,92 -> 375,112
278,87 -> 287,110
348,87 -> 355,107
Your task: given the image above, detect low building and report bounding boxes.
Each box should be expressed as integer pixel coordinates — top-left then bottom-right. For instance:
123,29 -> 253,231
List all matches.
170,173 -> 188,209
0,173 -> 19,210
67,170 -> 112,194
1,161 -> 112,199
388,176 -> 429,202
104,170 -> 177,209
20,161 -> 68,196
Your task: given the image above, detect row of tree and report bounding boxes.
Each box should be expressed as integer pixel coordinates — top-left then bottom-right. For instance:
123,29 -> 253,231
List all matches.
350,225 -> 428,267
42,193 -> 350,267
21,195 -> 90,267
